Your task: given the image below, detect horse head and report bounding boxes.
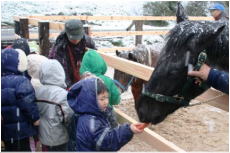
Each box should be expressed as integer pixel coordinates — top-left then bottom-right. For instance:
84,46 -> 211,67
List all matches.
114,45 -> 160,100
114,50 -> 134,93
136,3 -> 228,124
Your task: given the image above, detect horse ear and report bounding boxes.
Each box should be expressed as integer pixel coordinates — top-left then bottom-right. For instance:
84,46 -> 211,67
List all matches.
128,52 -> 138,62
176,2 -> 188,23
116,50 -> 121,56
213,25 -> 225,37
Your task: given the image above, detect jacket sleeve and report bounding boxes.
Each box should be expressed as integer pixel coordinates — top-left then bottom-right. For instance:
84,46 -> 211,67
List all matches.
207,68 -> 229,94
16,78 -> 40,122
93,120 -> 133,151
48,45 -> 57,59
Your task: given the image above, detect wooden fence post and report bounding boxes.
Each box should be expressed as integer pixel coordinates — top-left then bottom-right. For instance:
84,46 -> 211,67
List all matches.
14,20 -> 20,36
19,18 -> 29,39
38,21 -> 51,57
135,20 -> 143,45
84,25 -> 91,36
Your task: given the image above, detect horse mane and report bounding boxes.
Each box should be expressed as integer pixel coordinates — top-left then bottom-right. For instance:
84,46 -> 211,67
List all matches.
114,51 -> 133,83
164,21 -> 228,62
164,21 -> 205,53
206,21 -> 229,71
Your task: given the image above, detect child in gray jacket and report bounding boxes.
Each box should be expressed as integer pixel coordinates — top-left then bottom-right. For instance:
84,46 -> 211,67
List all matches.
35,59 -> 74,151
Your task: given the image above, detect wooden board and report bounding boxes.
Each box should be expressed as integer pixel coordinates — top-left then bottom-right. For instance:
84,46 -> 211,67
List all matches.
49,22 -> 65,31
98,52 -> 154,81
97,47 -> 134,52
28,33 -> 59,39
27,31 -> 168,39
28,18 -> 39,26
91,31 -> 169,36
114,108 -> 185,152
195,88 -> 229,112
15,15 -> 213,21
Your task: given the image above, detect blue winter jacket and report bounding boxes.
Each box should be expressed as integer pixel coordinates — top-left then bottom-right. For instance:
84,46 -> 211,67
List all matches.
1,48 -> 40,141
207,68 -> 229,94
67,77 -> 133,151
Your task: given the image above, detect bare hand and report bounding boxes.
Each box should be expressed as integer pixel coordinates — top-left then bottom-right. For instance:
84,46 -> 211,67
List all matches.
188,64 -> 211,81
33,120 -> 40,126
130,123 -> 148,134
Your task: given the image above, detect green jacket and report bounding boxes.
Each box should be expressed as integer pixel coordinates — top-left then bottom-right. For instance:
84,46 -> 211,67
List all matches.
80,49 -> 120,106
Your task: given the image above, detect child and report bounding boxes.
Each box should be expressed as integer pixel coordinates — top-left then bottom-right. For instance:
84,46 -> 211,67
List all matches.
80,49 -> 121,127
35,59 -> 74,151
27,53 -> 48,151
1,48 -> 40,151
27,54 -> 48,88
67,77 -> 144,151
5,38 -> 30,56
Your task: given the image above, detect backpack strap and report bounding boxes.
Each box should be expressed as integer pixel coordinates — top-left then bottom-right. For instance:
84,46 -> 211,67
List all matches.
35,99 -> 65,123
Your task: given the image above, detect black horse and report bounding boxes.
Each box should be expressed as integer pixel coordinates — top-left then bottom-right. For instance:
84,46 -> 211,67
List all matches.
135,3 -> 229,124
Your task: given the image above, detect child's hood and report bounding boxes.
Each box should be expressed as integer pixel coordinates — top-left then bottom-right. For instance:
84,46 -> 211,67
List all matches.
1,48 -> 27,75
27,54 -> 48,79
80,49 -> 107,76
67,77 -> 105,117
39,59 -> 67,88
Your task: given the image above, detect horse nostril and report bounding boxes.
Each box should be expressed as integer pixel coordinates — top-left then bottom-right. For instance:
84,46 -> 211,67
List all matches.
139,115 -> 145,122
137,109 -> 147,122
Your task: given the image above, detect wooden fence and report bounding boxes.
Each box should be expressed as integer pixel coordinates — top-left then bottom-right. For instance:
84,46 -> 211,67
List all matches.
13,15 -> 213,55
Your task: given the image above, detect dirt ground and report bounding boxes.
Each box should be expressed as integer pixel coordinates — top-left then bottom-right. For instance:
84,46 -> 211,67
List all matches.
115,89 -> 229,152
119,135 -> 157,152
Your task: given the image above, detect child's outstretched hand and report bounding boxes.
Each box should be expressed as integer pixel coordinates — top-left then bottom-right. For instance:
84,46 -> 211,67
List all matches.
135,123 -> 150,130
33,120 -> 40,126
130,123 -> 150,134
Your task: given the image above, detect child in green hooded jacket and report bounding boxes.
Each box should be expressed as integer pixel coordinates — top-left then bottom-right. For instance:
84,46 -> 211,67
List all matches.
80,49 -> 121,127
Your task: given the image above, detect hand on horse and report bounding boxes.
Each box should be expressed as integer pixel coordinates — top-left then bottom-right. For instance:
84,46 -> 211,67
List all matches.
188,64 -> 211,81
130,123 -> 149,134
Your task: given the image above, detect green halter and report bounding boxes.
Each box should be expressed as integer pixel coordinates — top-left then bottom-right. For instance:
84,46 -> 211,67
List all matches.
142,51 -> 209,107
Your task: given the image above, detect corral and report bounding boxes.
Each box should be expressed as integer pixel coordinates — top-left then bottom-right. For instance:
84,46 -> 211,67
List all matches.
2,15 -> 228,152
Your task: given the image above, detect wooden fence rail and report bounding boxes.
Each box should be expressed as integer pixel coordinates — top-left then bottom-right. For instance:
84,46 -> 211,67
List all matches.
14,15 -> 213,21
13,15 -> 214,54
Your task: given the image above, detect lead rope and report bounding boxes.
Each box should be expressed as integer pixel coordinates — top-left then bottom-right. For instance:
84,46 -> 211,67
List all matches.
146,46 -> 152,66
186,93 -> 225,107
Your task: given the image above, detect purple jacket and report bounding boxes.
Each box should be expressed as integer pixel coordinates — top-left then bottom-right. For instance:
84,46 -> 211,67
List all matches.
49,32 -> 96,87
207,68 -> 229,94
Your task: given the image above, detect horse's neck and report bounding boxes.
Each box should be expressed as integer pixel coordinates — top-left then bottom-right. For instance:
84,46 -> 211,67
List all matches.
135,47 -> 160,67
131,79 -> 145,102
130,47 -> 160,102
150,50 -> 160,67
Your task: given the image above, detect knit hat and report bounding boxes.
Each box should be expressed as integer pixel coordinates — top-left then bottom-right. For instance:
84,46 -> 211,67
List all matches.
12,38 -> 30,56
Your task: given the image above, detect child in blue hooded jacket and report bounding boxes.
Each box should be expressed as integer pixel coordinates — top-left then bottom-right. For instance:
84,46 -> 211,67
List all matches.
67,77 -> 144,151
1,48 -> 40,151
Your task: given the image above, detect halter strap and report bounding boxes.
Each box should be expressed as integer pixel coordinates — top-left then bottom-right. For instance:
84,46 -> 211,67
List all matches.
114,76 -> 134,93
146,46 -> 152,66
142,50 -> 208,107
142,87 -> 189,106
